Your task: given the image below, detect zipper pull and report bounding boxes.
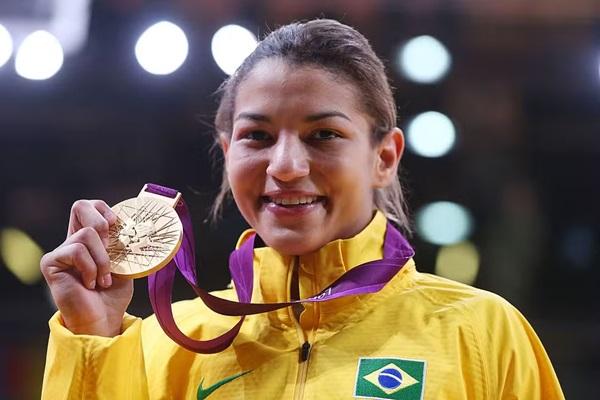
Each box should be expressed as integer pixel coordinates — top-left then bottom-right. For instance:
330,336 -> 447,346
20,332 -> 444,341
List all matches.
299,341 -> 311,362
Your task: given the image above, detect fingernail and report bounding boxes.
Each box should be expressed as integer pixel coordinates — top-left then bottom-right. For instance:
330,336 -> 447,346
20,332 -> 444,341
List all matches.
88,280 -> 96,290
102,273 -> 112,287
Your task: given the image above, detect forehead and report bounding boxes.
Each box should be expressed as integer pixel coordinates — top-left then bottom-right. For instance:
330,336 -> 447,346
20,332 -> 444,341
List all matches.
234,58 -> 365,117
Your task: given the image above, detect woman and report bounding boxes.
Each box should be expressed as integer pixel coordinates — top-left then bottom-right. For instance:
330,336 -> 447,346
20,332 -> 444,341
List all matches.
40,19 -> 564,399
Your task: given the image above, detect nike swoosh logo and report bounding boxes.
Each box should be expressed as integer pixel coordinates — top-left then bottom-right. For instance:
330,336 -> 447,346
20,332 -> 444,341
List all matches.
197,370 -> 251,400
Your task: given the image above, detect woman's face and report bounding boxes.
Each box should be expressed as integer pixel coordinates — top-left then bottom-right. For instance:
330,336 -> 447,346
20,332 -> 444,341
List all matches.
222,58 -> 403,255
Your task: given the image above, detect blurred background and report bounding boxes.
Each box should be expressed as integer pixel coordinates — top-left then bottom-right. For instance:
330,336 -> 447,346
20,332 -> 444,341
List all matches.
0,0 -> 598,398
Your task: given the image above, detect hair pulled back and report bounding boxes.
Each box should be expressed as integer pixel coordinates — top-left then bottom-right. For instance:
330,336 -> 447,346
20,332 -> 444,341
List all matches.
211,19 -> 410,233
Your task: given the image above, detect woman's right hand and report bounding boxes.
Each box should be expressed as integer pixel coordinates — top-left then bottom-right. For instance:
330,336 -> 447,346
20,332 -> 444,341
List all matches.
40,200 -> 134,337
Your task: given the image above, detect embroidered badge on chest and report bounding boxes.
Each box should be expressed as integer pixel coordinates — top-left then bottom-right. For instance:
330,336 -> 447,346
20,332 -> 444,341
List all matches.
354,357 -> 426,400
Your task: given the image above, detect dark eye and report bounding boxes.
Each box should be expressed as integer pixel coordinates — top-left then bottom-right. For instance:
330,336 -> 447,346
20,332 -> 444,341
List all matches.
311,129 -> 340,140
245,130 -> 272,141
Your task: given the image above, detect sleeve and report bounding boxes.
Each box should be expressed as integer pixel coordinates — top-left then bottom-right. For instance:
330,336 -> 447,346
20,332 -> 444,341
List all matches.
41,311 -> 150,400
474,296 -> 565,400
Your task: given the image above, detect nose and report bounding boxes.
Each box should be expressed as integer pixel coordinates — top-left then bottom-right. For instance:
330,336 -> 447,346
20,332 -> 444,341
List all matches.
266,133 -> 310,182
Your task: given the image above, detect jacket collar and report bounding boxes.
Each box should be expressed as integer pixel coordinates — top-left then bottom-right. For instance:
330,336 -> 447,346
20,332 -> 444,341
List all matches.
234,211 -> 414,329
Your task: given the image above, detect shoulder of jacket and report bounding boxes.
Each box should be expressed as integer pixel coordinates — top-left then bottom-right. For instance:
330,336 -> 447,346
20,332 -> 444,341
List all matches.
411,271 -> 516,320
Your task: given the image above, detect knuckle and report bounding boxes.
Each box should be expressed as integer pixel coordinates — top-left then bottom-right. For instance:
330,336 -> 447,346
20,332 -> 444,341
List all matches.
39,252 -> 52,271
91,199 -> 109,208
94,219 -> 110,234
72,243 -> 88,261
71,199 -> 87,213
79,226 -> 97,240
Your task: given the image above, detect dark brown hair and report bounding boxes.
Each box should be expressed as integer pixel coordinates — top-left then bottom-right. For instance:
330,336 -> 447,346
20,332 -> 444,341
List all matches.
211,19 -> 410,233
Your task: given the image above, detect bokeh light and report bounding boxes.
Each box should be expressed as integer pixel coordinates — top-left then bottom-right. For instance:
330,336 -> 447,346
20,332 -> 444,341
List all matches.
0,228 -> 44,285
211,24 -> 257,75
398,35 -> 451,84
135,21 -> 189,75
15,31 -> 64,80
416,201 -> 474,245
0,24 -> 13,68
406,111 -> 456,157
435,241 -> 480,285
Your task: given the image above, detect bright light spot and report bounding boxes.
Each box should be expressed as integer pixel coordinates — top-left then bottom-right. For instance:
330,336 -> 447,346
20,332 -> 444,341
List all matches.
49,0 -> 92,56
398,35 -> 451,84
416,201 -> 474,245
211,24 -> 257,75
0,24 -> 13,68
135,21 -> 189,75
407,111 -> 456,157
0,228 -> 44,285
435,241 -> 480,285
15,31 -> 64,80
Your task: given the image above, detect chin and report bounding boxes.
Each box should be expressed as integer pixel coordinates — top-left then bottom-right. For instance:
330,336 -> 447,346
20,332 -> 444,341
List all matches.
259,228 -> 325,256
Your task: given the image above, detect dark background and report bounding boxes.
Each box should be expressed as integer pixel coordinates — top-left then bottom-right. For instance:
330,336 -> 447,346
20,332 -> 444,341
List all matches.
0,0 -> 599,398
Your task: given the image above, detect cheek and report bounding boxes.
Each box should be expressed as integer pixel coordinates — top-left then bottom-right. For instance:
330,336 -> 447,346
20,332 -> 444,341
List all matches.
326,150 -> 375,186
323,152 -> 377,209
226,148 -> 266,196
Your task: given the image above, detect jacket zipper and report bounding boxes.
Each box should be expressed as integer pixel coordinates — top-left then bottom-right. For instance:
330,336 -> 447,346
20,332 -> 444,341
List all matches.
291,256 -> 315,400
293,337 -> 311,400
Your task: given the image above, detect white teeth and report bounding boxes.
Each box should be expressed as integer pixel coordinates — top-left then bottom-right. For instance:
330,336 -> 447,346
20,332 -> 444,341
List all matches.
271,196 -> 319,205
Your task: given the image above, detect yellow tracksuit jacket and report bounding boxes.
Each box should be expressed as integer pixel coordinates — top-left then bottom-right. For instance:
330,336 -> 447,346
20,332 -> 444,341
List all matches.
42,212 -> 564,399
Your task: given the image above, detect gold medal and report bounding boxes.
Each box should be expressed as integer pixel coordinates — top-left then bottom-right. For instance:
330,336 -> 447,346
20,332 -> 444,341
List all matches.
107,185 -> 183,278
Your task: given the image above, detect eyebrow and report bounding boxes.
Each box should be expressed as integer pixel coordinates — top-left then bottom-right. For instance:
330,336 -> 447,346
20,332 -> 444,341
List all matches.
234,111 -> 352,123
234,112 -> 270,122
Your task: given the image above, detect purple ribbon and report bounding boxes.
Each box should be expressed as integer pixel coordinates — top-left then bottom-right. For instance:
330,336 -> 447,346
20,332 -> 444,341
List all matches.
146,184 -> 414,353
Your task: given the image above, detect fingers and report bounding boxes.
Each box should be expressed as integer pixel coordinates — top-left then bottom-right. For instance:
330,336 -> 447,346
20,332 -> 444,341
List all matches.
42,199 -> 117,291
91,199 -> 118,225
68,200 -> 117,247
43,226 -> 113,289
47,243 -> 98,289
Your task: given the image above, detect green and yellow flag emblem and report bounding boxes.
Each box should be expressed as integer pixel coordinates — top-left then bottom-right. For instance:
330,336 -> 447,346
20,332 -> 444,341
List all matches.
354,357 -> 426,399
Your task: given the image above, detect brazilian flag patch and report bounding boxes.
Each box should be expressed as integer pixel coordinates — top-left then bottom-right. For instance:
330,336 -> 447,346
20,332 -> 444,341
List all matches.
354,357 -> 426,400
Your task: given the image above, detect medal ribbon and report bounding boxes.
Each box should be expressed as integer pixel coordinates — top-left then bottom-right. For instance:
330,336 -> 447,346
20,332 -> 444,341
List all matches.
146,184 -> 414,353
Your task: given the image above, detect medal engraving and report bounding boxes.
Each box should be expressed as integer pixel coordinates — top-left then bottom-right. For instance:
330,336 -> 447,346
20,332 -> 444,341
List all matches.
108,196 -> 183,278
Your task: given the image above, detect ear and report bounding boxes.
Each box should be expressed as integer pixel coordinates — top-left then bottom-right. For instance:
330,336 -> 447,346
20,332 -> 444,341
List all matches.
372,127 -> 405,188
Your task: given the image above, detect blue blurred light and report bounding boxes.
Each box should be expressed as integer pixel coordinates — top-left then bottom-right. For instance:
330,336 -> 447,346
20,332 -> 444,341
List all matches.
416,201 -> 474,245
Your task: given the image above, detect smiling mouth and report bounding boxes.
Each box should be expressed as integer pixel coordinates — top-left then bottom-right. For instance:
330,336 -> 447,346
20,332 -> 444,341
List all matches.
261,196 -> 326,207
